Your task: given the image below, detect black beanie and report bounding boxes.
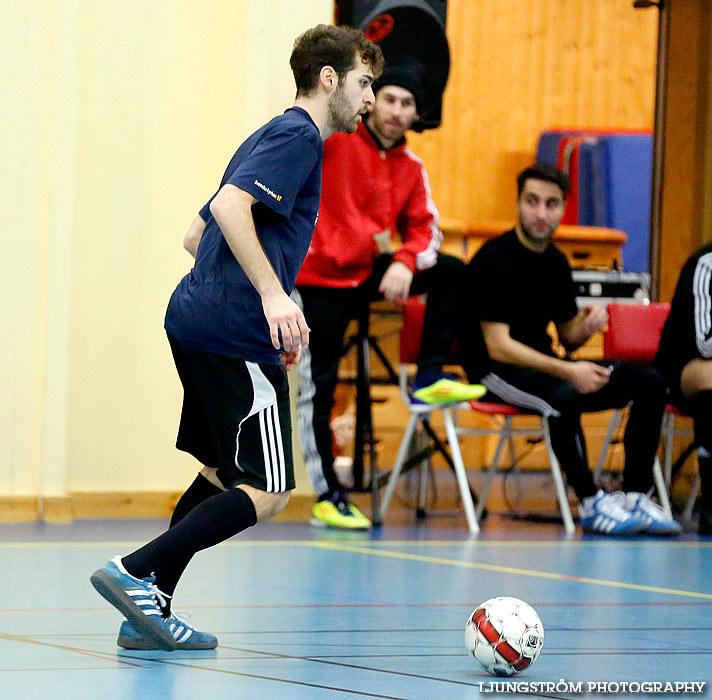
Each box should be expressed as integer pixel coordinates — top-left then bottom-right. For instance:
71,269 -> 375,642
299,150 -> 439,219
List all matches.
372,61 -> 425,115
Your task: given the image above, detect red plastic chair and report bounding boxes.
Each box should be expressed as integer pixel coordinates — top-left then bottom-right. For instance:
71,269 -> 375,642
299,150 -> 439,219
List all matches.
379,297 -> 575,534
595,302 -> 693,517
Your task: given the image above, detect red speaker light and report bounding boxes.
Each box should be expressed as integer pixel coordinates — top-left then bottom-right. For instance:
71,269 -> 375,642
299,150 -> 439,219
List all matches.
365,14 -> 394,42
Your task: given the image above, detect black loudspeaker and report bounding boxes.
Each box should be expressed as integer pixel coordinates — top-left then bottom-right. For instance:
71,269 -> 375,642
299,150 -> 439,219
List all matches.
335,0 -> 450,131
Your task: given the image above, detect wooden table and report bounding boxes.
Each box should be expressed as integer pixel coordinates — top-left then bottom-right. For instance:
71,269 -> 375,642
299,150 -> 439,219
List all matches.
440,219 -> 627,270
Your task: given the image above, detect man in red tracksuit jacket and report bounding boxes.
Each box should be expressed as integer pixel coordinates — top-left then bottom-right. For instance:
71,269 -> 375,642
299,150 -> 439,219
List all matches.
294,63 -> 475,529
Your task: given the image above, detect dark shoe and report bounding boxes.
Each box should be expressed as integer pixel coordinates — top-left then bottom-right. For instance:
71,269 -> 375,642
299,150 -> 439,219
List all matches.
699,509 -> 712,535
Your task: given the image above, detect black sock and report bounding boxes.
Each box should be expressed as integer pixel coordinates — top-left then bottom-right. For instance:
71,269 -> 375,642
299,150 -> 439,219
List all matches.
122,488 -> 258,604
136,473 -> 223,614
693,390 -> 712,511
170,473 -> 224,528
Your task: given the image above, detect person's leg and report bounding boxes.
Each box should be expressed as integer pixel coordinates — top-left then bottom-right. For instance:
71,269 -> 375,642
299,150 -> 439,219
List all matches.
681,359 -> 712,532
482,364 -> 648,535
293,287 -> 355,499
124,471 -> 224,621
692,391 -> 712,532
139,336 -> 230,609
123,355 -> 296,588
119,359 -> 293,630
170,472 -> 225,528
482,365 -> 597,500
408,252 -> 465,380
578,363 -> 666,494
565,361 -> 678,534
367,253 -> 481,403
114,469 -> 230,649
109,486 -> 284,650
91,349 -> 293,649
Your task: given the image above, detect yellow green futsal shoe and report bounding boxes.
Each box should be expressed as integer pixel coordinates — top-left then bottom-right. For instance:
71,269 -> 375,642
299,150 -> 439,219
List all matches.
311,499 -> 372,529
412,378 -> 486,405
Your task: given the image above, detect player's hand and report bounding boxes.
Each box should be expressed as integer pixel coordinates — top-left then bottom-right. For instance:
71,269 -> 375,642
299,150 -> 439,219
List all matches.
379,261 -> 413,303
581,305 -> 608,336
280,346 -> 302,371
261,292 -> 310,352
565,361 -> 611,394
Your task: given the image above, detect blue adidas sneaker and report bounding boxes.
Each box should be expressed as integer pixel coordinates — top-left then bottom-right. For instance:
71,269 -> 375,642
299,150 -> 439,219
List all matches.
90,556 -> 177,651
624,492 -> 682,536
118,614 -> 218,650
579,490 -> 648,536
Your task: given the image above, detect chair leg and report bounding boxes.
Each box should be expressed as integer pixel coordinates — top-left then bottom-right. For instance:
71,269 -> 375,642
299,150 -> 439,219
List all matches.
652,456 -> 673,518
475,417 -> 511,521
506,428 -> 517,471
594,408 -> 621,483
682,472 -> 701,523
417,455 -> 430,514
541,417 -> 575,535
380,412 -> 422,522
442,407 -> 479,534
662,412 -> 675,487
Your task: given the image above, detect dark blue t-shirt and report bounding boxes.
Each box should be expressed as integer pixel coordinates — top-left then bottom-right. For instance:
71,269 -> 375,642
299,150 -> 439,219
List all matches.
165,107 -> 323,363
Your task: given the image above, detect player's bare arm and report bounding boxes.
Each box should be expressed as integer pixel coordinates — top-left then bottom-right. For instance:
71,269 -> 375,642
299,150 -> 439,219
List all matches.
183,215 -> 206,258
210,183 -> 310,352
481,320 -> 610,394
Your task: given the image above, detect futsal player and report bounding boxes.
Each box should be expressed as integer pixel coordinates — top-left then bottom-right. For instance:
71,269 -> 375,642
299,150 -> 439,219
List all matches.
89,24 -> 383,651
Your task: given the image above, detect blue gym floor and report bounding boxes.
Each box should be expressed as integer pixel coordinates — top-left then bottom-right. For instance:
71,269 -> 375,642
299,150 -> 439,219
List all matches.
1,517 -> 710,699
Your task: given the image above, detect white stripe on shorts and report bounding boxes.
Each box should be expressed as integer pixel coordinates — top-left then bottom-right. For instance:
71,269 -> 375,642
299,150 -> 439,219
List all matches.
237,362 -> 286,493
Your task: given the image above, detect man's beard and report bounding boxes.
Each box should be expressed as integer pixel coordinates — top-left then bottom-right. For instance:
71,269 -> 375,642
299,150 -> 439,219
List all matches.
519,218 -> 555,246
327,86 -> 358,134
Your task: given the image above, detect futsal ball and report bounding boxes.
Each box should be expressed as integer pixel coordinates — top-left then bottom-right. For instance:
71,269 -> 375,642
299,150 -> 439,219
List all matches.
465,596 -> 544,677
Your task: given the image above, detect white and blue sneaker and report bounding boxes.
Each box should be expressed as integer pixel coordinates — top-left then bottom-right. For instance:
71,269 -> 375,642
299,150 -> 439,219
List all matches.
118,614 -> 218,650
90,556 -> 177,651
624,492 -> 682,536
579,490 -> 648,535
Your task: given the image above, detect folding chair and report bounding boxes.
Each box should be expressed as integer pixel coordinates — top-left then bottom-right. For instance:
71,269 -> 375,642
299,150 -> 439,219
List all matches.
662,405 -> 697,522
378,297 -> 479,531
379,297 -> 575,534
594,302 -> 693,518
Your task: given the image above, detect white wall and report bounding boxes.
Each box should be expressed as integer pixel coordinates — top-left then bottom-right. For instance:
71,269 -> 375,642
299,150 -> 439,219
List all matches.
1,0 -> 332,500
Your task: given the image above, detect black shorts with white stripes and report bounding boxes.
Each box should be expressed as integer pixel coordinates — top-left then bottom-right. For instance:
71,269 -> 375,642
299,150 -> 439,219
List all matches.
168,333 -> 294,493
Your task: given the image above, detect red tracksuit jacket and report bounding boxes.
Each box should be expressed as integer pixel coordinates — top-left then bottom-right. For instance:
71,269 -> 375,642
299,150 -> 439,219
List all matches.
296,121 -> 442,289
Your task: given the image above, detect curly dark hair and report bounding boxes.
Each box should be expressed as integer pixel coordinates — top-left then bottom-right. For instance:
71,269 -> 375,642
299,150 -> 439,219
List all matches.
290,24 -> 384,96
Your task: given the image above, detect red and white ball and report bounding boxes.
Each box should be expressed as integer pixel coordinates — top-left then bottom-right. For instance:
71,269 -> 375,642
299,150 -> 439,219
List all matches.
465,596 -> 544,676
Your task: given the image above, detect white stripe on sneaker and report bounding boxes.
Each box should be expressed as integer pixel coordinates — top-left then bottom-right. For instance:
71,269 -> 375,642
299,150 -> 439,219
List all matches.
177,627 -> 193,643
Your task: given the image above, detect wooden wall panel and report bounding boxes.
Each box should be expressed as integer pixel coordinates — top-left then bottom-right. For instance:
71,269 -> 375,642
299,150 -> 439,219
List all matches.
406,0 -> 658,225
658,0 -> 712,302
